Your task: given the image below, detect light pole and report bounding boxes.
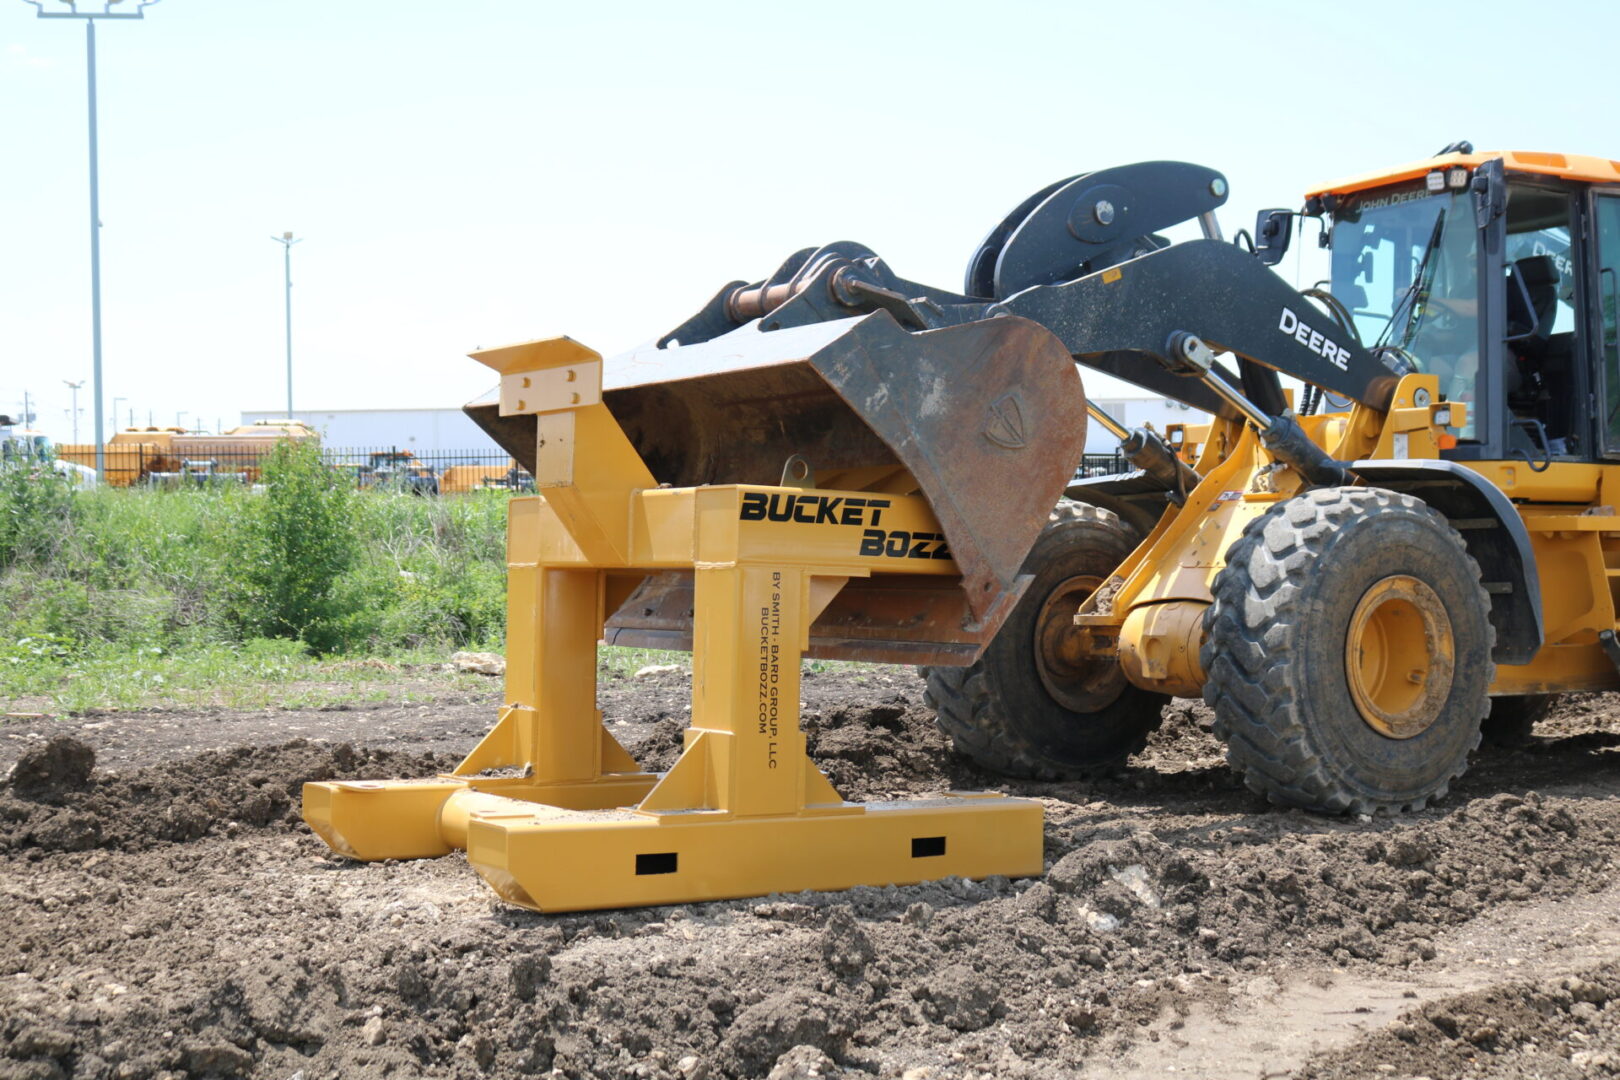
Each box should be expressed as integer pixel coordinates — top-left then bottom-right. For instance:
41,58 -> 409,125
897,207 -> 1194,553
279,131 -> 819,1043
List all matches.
272,231 -> 301,419
175,409 -> 187,432
24,0 -> 161,477
63,379 -> 85,443
112,395 -> 127,430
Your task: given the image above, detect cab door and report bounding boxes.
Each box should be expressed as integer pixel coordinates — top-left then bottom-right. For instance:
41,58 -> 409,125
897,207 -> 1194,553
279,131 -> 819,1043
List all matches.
1595,194 -> 1620,454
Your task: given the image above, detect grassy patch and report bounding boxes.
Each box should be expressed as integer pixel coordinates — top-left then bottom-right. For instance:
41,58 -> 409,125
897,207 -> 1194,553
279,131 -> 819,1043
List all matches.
1,472 -> 512,659
0,473 -> 889,717
0,638 -> 495,715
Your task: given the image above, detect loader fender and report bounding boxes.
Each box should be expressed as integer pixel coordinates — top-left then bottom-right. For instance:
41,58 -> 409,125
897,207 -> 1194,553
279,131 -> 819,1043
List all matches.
1348,460 -> 1542,665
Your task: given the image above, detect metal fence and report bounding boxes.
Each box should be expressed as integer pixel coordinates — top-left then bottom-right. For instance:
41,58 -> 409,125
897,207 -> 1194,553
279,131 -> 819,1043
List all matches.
86,444 -> 522,492
318,447 -> 528,495
1076,451 -> 1128,478
82,442 -> 1135,492
323,446 -> 511,471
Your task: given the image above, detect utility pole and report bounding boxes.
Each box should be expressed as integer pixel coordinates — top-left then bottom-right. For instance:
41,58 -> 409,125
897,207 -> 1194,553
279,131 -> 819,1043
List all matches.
63,379 -> 85,443
272,231 -> 302,418
24,0 -> 162,478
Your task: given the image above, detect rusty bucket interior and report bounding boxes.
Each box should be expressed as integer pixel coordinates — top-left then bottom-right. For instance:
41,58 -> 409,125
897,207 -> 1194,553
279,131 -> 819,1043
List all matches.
467,311 -> 1089,665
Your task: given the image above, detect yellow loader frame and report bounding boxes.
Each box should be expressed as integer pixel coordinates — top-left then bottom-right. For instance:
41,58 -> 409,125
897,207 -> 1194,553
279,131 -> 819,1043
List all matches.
1084,373 -> 1620,704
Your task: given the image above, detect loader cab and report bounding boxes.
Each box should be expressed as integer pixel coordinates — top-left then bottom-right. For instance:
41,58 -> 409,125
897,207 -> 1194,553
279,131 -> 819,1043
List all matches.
1323,153 -> 1620,469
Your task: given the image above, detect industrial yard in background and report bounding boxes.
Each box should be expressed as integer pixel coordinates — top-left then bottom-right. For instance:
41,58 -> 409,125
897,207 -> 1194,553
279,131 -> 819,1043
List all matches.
5,410 -> 1134,494
7,415 -> 523,493
52,419 -> 319,486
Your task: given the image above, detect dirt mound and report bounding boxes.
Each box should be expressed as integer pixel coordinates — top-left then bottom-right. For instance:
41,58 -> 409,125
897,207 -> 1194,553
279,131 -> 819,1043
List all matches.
1042,791 -> 1608,969
624,713 -> 689,773
5,736 -> 96,797
802,691 -> 974,800
0,738 -> 454,855
1300,963 -> 1620,1079
716,988 -> 857,1077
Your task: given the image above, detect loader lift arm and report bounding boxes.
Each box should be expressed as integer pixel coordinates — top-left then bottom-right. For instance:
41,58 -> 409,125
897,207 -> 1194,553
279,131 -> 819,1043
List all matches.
653,162 -> 1401,425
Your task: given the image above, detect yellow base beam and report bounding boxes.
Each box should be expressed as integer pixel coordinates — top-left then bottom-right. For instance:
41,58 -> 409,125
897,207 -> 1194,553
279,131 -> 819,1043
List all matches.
468,795 -> 1043,913
304,775 -> 1041,912
302,773 -> 663,862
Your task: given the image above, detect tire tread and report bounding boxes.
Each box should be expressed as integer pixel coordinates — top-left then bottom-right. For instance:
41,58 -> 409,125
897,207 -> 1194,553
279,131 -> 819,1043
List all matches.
923,502 -> 1166,780
1202,486 -> 1494,815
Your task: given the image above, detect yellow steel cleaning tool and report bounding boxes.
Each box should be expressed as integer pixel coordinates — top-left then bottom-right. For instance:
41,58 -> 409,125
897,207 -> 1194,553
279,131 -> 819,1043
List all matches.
306,312 -> 1087,911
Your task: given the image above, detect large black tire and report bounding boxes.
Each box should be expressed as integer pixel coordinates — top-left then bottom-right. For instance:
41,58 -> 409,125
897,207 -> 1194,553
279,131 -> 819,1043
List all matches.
922,503 -> 1169,779
1203,487 -> 1495,814
1480,694 -> 1562,746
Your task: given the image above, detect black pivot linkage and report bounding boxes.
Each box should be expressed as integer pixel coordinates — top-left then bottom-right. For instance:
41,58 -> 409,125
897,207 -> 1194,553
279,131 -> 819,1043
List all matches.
1085,399 -> 1200,504
1163,332 -> 1353,489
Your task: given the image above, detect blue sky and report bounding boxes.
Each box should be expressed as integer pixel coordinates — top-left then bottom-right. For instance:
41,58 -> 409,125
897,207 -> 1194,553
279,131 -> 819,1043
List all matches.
4,0 -> 1618,441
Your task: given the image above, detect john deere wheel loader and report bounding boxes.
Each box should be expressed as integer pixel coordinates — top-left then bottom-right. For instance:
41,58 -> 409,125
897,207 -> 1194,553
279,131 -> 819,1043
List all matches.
916,144 -> 1620,813
306,143 -> 1620,911
916,143 -> 1620,814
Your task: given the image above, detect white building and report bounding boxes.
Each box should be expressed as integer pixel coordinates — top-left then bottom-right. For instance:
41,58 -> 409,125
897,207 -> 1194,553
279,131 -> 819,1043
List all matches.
1085,394 -> 1206,454
239,407 -> 493,456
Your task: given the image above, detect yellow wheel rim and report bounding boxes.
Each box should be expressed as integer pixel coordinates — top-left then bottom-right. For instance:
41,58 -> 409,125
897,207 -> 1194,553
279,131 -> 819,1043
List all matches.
1345,574 -> 1455,740
1035,574 -> 1127,712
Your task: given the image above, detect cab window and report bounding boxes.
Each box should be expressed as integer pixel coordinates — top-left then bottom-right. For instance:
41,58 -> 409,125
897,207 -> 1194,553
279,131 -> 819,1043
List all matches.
1595,196 -> 1620,451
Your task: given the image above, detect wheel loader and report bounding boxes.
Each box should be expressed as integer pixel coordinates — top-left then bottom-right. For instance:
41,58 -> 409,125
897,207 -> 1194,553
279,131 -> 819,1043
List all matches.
306,143 -> 1620,911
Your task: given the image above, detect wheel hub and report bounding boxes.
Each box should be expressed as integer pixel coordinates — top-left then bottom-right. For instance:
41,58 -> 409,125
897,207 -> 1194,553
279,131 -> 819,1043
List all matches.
1035,574 -> 1129,713
1345,574 -> 1455,739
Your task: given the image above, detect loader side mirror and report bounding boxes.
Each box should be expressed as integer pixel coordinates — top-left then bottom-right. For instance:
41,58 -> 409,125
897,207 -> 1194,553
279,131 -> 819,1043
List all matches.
1254,209 -> 1293,266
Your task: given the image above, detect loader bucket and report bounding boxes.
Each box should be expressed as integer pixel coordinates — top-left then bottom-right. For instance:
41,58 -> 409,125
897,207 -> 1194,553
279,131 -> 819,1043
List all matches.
467,311 -> 1088,663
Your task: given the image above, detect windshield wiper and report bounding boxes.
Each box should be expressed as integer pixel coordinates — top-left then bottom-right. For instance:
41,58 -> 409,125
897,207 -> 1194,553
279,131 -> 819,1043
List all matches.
1376,209 -> 1448,353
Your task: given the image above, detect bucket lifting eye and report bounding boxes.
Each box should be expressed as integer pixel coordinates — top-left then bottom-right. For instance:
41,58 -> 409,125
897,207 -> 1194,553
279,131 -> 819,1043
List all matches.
780,454 -> 815,489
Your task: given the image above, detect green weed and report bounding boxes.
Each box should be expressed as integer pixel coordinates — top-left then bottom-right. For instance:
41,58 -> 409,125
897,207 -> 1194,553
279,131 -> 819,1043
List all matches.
596,647 -> 689,679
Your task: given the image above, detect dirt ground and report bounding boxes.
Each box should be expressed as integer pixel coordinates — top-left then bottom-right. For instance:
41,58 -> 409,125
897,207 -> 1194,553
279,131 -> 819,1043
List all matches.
5,669 -> 1620,1080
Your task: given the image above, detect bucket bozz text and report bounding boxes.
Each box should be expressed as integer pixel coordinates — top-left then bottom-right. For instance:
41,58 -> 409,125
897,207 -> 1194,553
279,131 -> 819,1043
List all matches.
738,492 -> 952,562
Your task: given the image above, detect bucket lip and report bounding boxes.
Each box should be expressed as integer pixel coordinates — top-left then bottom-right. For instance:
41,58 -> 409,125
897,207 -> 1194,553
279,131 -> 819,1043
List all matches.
460,316 -> 871,412
602,315 -> 872,393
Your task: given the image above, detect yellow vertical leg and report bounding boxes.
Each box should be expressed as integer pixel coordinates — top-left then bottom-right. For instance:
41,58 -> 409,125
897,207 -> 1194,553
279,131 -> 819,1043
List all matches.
696,564 -> 804,815
456,563 -> 649,784
526,568 -> 603,779
639,564 -> 845,816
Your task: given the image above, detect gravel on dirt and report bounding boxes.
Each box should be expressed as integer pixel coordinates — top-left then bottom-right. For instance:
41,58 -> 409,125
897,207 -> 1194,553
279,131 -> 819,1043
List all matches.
1299,963 -> 1620,1079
